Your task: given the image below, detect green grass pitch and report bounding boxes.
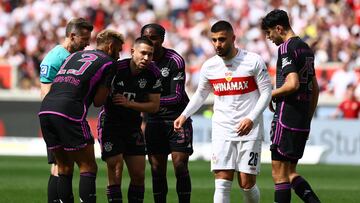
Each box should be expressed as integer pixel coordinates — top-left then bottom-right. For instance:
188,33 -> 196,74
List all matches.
0,156 -> 359,202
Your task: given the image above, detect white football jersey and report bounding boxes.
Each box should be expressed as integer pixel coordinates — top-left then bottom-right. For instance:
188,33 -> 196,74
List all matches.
186,49 -> 272,141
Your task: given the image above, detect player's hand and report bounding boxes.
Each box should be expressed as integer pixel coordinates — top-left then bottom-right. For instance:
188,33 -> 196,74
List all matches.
236,118 -> 253,136
174,115 -> 187,132
269,100 -> 275,113
112,93 -> 129,107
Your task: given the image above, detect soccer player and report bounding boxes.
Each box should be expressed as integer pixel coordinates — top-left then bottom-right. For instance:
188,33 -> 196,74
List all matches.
261,9 -> 321,203
141,23 -> 193,203
39,17 -> 93,203
174,20 -> 272,203
39,29 -> 124,203
98,36 -> 161,203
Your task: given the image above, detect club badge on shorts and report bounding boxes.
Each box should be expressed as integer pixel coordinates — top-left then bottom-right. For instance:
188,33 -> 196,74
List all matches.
103,142 -> 113,152
211,153 -> 218,164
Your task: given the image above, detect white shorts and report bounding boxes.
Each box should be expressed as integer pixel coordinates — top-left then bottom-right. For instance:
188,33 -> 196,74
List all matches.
211,140 -> 262,175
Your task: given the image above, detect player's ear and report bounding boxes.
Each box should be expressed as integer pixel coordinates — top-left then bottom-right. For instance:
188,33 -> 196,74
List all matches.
275,25 -> 283,33
131,48 -> 135,56
108,42 -> 114,51
102,42 -> 112,56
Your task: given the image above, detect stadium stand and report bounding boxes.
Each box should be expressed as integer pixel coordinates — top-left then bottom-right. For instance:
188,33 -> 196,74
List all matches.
0,0 -> 360,102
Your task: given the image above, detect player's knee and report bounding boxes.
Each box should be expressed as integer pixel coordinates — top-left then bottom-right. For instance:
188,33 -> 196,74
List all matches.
106,156 -> 122,171
79,161 -> 98,174
76,152 -> 98,173
149,160 -> 167,175
239,180 -> 256,189
240,182 -> 255,190
239,174 -> 256,189
150,163 -> 164,174
106,159 -> 117,171
272,171 -> 289,183
58,164 -> 74,175
90,162 -> 98,173
173,161 -> 188,176
129,164 -> 145,184
130,173 -> 145,185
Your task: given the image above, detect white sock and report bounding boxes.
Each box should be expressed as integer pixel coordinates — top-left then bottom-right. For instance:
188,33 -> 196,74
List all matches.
242,184 -> 260,203
213,179 -> 232,203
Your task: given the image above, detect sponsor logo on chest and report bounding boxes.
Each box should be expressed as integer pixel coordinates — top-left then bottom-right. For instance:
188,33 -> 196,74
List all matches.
209,76 -> 258,96
213,80 -> 249,91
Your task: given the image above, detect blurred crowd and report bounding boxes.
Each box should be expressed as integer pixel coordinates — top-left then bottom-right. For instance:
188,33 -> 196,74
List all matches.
1,0 -> 360,104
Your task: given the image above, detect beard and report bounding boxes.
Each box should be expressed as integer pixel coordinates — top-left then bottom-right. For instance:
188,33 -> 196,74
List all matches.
274,40 -> 282,46
72,44 -> 86,52
273,37 -> 284,46
216,47 -> 231,57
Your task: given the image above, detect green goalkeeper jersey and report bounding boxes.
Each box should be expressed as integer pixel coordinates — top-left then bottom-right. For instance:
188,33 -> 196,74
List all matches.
40,45 -> 70,83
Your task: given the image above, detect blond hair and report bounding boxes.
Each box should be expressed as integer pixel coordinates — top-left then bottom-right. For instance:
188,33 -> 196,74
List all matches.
96,29 -> 124,47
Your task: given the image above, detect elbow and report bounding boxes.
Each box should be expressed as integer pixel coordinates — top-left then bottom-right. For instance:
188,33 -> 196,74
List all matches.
288,83 -> 300,94
293,82 -> 300,91
94,88 -> 110,107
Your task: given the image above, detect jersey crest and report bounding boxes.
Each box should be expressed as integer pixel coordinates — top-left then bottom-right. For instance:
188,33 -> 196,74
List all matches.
225,71 -> 232,82
161,67 -> 170,77
138,78 -> 147,88
103,142 -> 113,152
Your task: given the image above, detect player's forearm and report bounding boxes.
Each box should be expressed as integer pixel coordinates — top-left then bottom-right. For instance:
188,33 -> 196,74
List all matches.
40,83 -> 52,100
272,72 -> 299,98
309,77 -> 319,118
272,82 -> 299,97
181,88 -> 209,118
127,100 -> 160,113
94,87 -> 110,107
248,84 -> 272,122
